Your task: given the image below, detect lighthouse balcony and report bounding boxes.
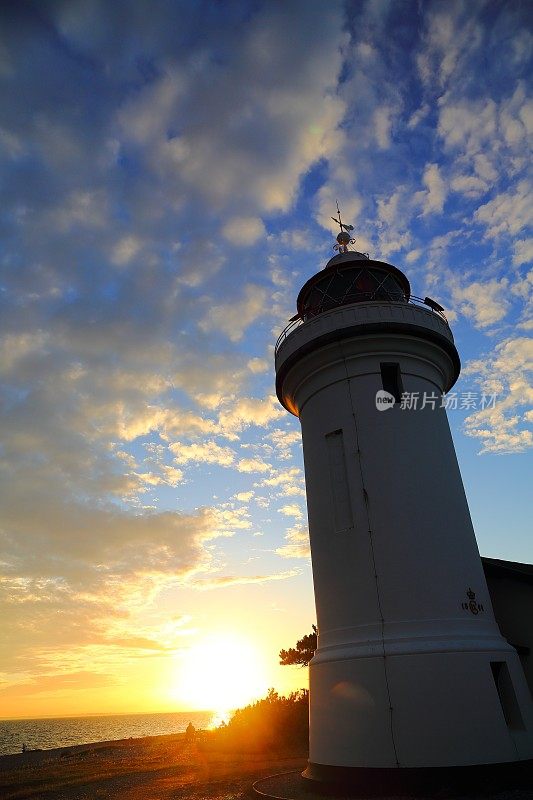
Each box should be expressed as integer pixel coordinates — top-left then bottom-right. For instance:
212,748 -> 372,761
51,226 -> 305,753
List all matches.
275,297 -> 454,369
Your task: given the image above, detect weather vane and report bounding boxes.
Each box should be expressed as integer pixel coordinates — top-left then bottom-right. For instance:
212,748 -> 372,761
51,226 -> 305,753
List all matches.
331,200 -> 356,253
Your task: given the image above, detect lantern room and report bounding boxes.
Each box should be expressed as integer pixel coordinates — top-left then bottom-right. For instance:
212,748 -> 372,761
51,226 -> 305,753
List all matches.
296,250 -> 412,321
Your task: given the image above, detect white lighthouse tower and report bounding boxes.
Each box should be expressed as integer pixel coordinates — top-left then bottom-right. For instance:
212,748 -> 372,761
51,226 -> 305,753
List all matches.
274,211 -> 533,787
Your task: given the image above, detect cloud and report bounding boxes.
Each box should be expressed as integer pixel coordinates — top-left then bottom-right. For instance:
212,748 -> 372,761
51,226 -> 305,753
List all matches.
278,504 -> 303,519
474,180 -> 533,239
451,278 -> 510,328
192,569 -> 300,590
170,441 -> 236,467
417,1 -> 483,88
276,526 -> 310,559
110,235 -> 143,266
247,357 -> 269,374
113,1 -> 346,215
260,467 -> 303,488
237,457 -> 271,474
450,174 -> 488,199
0,671 -> 117,699
267,428 -> 301,460
199,284 -> 267,342
217,396 -> 283,436
373,105 -> 394,149
222,217 -> 266,246
405,248 -> 422,264
234,491 -> 254,502
462,337 -> 533,453
416,163 -> 447,216
513,239 -> 533,267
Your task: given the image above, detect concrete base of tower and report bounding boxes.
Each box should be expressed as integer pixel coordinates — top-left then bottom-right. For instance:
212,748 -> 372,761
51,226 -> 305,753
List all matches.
308,647 -> 533,770
301,759 -> 533,797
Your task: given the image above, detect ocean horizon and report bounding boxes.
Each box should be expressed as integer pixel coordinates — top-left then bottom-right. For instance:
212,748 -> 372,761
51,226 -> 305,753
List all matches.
0,710 -> 221,756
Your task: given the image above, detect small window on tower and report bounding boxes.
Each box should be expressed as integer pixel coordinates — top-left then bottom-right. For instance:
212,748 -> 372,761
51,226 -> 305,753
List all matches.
380,363 -> 403,403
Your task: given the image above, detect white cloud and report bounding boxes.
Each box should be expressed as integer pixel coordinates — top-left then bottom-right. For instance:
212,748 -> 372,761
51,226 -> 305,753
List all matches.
199,284 -> 267,342
373,105 -> 394,149
234,491 -> 254,503
462,337 -> 533,453
267,428 -> 301,460
417,3 -> 482,88
237,457 -> 271,474
278,503 -> 303,519
260,467 -> 303,488
116,2 -> 347,214
193,568 -> 300,590
450,175 -> 488,198
438,97 -> 497,154
222,217 -> 266,246
513,239 -> 533,266
217,395 -> 283,437
170,441 -> 236,467
405,248 -> 422,264
48,189 -> 109,231
276,526 -> 310,559
407,103 -> 430,130
451,278 -> 510,328
417,163 -> 447,216
111,235 -> 143,266
247,357 -> 269,374
474,180 -> 533,239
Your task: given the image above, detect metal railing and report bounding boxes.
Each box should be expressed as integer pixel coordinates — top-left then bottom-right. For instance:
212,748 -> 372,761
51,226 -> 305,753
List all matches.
275,294 -> 449,356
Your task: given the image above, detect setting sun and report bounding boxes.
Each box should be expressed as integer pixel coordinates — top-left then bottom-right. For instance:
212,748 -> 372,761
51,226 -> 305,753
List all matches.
175,633 -> 269,713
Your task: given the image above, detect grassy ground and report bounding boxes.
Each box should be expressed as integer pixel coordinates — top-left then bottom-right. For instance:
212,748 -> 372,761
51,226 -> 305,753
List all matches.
0,733 -> 308,800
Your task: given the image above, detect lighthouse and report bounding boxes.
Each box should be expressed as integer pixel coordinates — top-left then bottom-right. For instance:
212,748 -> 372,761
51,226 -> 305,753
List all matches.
274,210 -> 533,785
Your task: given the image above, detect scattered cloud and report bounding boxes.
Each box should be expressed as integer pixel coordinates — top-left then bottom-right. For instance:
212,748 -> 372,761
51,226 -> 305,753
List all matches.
451,278 -> 510,329
276,526 -> 310,559
237,457 -> 271,474
463,337 -> 533,453
199,284 -> 267,342
222,217 -> 266,246
170,441 -> 236,467
193,569 -> 300,590
474,180 -> 533,240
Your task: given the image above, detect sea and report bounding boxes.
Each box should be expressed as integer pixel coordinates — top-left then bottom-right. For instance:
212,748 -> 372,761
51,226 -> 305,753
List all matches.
0,710 -> 221,757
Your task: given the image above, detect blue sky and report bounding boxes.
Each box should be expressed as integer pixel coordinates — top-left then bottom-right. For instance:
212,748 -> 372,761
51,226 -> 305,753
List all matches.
0,0 -> 531,718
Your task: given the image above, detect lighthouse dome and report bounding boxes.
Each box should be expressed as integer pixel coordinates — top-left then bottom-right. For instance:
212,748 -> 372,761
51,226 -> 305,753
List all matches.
296,251 -> 411,320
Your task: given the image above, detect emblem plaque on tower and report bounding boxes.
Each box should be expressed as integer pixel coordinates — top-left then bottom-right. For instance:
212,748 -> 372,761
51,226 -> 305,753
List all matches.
462,587 -> 484,615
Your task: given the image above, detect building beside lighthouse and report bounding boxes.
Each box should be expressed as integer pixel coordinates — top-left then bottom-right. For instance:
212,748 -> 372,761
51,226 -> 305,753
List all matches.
274,215 -> 533,785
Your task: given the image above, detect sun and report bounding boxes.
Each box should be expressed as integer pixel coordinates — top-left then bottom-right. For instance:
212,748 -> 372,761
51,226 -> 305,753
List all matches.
176,632 -> 268,713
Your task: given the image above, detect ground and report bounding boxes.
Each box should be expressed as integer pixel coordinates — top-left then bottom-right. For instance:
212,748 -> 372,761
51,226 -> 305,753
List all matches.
0,733 -> 307,800
2,736 -> 531,800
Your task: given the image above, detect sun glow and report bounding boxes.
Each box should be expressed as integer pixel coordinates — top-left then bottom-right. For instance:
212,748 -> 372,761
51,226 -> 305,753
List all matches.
176,633 -> 268,714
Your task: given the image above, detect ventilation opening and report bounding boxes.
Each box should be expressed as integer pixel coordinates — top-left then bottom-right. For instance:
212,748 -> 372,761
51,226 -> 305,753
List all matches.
380,362 -> 403,403
490,661 -> 525,730
325,429 -> 353,532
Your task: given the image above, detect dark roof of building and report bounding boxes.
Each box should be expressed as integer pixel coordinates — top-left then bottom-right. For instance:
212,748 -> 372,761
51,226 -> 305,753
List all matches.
482,557 -> 533,585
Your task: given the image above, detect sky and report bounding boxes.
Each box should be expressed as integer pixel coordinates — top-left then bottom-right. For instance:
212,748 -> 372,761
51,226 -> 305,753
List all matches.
0,0 -> 531,721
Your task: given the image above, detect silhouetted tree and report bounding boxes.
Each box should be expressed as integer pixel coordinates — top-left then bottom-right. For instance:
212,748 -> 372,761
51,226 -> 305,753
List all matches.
279,625 -> 317,666
201,688 -> 309,753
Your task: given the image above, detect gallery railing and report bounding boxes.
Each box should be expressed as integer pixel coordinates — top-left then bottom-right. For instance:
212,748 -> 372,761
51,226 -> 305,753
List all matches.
275,293 -> 449,356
